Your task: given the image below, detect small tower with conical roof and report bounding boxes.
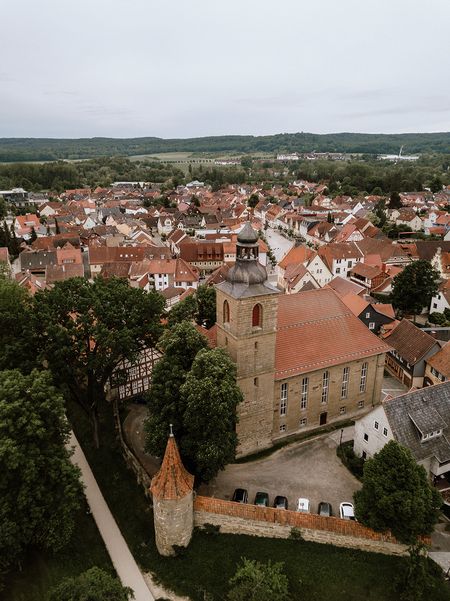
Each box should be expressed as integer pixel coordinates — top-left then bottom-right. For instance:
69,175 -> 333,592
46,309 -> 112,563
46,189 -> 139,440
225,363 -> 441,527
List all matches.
216,223 -> 280,456
150,428 -> 194,556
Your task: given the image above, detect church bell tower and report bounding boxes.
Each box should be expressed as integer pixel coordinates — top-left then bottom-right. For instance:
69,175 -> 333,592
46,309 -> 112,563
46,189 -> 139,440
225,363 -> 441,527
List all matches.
216,223 -> 279,456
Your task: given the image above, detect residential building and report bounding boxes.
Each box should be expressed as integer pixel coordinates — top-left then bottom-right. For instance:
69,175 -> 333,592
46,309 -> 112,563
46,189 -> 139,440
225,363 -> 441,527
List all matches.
382,319 -> 441,387
354,381 -> 450,500
424,343 -> 450,386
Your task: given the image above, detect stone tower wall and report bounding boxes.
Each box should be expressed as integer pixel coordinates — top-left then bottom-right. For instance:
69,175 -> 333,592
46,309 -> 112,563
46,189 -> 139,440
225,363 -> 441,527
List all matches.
153,491 -> 194,556
216,288 -> 279,456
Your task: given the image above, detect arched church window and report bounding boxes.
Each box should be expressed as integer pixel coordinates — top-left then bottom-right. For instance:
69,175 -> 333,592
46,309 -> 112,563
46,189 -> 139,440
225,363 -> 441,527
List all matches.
223,300 -> 230,324
252,303 -> 262,328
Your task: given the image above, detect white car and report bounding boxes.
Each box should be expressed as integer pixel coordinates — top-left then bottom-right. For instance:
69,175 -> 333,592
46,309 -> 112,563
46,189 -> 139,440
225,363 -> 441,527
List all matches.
296,498 -> 310,513
339,502 -> 356,521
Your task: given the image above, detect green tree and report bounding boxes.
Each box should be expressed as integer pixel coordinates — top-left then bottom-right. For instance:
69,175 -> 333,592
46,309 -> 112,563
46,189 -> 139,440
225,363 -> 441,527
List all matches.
145,322 -> 208,458
29,226 -> 37,244
180,348 -> 242,481
228,558 -> 290,601
388,191 -> 403,209
167,293 -> 198,328
354,440 -> 442,545
0,369 -> 82,575
0,274 -> 35,372
390,260 -> 440,319
0,197 -> 7,218
33,277 -> 164,446
196,284 -> 216,329
429,175 -> 443,194
247,193 -> 259,208
48,567 -> 133,601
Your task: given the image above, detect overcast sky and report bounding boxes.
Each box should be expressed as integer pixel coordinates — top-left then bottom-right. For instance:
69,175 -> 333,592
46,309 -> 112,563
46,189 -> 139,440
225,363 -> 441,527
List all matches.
1,0 -> 449,138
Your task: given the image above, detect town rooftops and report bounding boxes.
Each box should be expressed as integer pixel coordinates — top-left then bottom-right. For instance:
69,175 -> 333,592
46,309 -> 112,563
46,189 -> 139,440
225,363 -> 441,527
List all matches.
275,288 -> 390,379
426,343 -> 450,379
383,381 -> 450,464
326,276 -> 365,298
383,319 -> 438,365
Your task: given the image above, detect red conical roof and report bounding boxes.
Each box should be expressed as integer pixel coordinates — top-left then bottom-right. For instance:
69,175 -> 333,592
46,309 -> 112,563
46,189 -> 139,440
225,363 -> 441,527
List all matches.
150,434 -> 194,500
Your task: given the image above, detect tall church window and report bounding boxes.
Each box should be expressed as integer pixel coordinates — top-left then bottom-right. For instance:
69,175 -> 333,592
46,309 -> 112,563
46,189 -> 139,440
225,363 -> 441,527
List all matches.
280,383 -> 288,415
360,362 -> 368,393
341,366 -> 350,399
321,371 -> 329,404
252,303 -> 262,328
223,300 -> 230,324
300,377 -> 308,409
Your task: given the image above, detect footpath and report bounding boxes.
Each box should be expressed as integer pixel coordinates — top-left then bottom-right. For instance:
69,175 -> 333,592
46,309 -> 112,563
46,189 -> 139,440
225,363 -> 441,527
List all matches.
69,432 -> 155,601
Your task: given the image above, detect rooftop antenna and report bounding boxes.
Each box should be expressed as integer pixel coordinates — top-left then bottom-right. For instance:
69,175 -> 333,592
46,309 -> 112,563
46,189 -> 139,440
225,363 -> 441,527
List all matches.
169,423 -> 174,437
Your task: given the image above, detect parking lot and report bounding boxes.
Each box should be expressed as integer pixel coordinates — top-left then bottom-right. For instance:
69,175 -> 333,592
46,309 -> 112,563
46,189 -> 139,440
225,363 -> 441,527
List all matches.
199,427 -> 361,517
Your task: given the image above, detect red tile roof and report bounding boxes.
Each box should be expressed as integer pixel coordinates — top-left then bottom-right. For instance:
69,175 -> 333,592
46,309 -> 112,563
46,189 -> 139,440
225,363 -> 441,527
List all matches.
275,289 -> 390,379
150,435 -> 194,500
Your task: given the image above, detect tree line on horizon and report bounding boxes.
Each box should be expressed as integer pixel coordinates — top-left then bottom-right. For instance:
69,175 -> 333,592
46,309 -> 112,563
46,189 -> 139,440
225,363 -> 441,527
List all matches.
0,131 -> 450,161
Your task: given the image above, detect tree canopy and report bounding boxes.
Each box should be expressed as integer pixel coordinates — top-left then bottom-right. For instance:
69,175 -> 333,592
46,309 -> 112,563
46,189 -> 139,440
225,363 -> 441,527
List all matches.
166,285 -> 216,330
0,369 -> 82,574
180,348 -> 242,481
0,274 -> 35,372
48,567 -> 133,601
145,321 -> 209,458
390,260 -> 440,318
354,440 -> 442,545
32,276 -> 165,446
228,558 -> 290,601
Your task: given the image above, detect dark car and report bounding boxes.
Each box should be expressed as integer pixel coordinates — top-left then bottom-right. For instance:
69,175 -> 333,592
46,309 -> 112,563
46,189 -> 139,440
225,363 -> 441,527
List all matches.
318,501 -> 332,517
232,488 -> 248,503
254,491 -> 269,506
273,495 -> 288,510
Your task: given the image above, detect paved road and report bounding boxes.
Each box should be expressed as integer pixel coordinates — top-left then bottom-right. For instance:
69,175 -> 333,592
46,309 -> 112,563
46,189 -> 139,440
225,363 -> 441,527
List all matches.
264,227 -> 294,264
69,432 -> 155,601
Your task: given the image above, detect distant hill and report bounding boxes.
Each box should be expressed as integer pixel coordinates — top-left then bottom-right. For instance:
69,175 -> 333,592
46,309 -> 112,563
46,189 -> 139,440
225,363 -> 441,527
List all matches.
0,132 -> 449,162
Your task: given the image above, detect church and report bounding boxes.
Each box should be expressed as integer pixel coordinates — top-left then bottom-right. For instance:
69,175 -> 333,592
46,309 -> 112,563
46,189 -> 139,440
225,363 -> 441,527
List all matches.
215,223 -> 390,456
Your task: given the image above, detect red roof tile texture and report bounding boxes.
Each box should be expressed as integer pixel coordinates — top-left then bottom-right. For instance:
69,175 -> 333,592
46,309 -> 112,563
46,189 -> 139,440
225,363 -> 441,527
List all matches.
275,289 -> 390,379
150,435 -> 194,500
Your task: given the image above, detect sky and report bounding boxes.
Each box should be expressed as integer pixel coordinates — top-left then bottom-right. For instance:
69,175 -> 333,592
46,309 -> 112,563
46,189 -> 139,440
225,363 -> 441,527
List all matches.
1,0 -> 449,139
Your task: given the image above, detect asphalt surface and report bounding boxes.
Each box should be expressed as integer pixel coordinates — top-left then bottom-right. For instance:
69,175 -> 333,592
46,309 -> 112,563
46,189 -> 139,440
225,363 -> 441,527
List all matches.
199,427 -> 360,516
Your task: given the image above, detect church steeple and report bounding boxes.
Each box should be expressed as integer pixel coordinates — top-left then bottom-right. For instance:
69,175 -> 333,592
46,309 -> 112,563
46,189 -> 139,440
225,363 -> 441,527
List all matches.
227,223 -> 268,286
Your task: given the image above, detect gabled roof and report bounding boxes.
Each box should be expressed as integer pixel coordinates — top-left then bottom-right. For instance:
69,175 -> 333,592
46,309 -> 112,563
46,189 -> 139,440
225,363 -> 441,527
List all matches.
275,288 -> 390,379
278,245 -> 314,270
426,343 -> 450,378
326,276 -> 365,298
383,381 -> 450,464
384,319 -> 438,364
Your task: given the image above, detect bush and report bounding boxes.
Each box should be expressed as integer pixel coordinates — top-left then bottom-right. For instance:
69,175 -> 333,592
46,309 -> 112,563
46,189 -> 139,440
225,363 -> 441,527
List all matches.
337,441 -> 365,480
289,527 -> 303,540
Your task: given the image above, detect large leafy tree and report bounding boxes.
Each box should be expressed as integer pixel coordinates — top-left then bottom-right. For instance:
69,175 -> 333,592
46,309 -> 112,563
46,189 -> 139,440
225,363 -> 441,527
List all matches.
145,321 -> 208,458
228,558 -> 290,601
48,567 -> 133,601
196,284 -> 216,329
354,440 -> 442,545
0,369 -> 82,574
180,348 -> 242,481
0,274 -> 35,372
391,260 -> 440,319
166,285 -> 216,330
32,276 -> 165,446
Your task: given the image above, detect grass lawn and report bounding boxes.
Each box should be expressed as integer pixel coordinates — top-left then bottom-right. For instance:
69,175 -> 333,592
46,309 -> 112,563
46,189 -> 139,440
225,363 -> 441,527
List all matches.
66,399 -> 450,601
2,500 -> 113,601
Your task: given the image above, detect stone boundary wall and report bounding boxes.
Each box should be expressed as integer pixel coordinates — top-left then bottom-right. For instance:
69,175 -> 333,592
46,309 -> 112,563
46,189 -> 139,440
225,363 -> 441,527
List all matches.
194,496 -> 409,556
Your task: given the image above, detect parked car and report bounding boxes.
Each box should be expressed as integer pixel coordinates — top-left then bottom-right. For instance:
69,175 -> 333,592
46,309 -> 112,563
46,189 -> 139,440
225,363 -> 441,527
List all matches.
318,502 -> 332,517
273,495 -> 288,510
339,502 -> 355,520
232,488 -> 248,503
296,498 -> 310,513
254,491 -> 269,506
